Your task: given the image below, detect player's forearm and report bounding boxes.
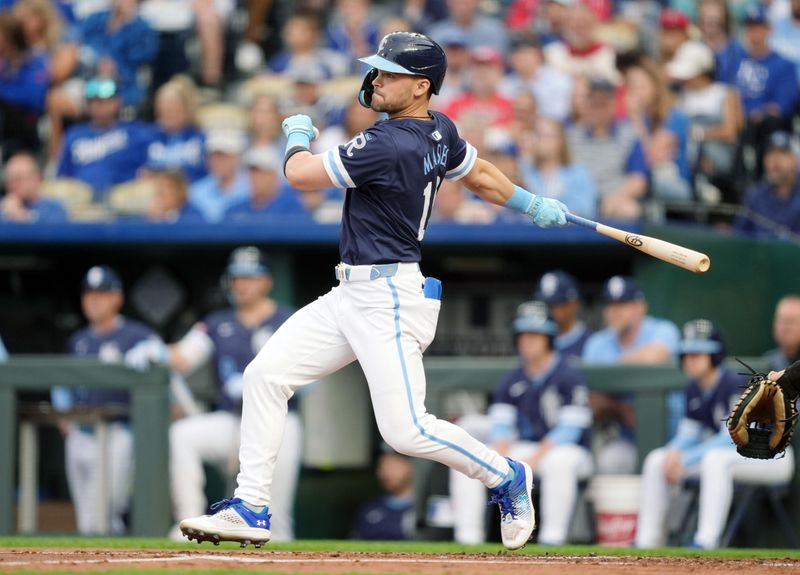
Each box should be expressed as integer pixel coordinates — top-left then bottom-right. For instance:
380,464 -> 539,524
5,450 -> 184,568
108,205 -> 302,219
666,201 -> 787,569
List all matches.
462,158 -> 515,206
283,152 -> 331,191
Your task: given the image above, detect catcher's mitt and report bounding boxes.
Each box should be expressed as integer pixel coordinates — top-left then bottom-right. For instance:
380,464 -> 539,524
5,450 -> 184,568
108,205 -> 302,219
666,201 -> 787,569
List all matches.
727,360 -> 800,459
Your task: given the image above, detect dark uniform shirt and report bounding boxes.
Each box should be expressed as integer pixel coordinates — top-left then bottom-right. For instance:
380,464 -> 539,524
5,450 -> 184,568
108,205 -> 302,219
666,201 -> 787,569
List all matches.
322,110 -> 477,264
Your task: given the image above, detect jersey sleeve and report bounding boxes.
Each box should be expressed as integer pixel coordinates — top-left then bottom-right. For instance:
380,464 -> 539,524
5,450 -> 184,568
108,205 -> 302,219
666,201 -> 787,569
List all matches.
322,128 -> 396,190
444,134 -> 477,182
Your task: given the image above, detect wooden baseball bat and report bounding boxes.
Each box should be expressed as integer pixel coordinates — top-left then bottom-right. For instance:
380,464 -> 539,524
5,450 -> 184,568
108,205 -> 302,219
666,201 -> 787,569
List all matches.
566,213 -> 711,273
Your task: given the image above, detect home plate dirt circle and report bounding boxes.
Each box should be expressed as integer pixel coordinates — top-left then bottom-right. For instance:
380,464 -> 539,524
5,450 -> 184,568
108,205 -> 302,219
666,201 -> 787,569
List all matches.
1,548 -> 799,574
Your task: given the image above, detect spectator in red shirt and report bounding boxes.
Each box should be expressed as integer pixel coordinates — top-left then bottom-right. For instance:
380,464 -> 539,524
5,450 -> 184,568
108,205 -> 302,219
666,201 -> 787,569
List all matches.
442,46 -> 514,128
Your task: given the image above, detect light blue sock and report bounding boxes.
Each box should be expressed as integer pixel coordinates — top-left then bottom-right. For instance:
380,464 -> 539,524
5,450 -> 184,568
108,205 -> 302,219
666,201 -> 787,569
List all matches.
242,501 -> 267,514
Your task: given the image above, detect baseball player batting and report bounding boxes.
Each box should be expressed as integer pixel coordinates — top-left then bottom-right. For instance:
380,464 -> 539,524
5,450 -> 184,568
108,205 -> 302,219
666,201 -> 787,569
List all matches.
179,31 -> 570,550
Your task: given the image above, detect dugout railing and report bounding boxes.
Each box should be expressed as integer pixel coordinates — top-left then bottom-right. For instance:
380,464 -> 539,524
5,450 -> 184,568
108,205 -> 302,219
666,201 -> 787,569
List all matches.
0,357 -> 171,536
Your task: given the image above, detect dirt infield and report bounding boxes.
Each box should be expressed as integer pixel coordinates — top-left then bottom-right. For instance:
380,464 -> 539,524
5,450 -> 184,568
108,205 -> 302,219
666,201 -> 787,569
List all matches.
1,548 -> 799,574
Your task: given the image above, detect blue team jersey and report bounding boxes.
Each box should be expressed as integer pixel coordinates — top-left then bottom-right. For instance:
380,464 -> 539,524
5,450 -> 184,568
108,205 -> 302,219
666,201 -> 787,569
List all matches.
492,355 -> 591,447
147,127 -> 208,183
322,110 -> 477,264
683,368 -> 743,434
198,306 -> 294,412
555,322 -> 593,359
67,317 -> 160,408
57,120 -> 157,198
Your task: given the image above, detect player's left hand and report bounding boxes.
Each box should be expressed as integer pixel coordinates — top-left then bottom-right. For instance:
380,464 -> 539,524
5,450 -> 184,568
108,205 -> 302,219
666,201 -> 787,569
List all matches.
281,114 -> 319,141
530,196 -> 568,228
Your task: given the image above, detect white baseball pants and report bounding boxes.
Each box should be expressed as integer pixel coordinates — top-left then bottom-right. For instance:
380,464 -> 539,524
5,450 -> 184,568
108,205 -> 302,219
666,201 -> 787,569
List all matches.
449,414 -> 593,545
635,446 -> 795,548
65,424 -> 133,535
170,409 -> 302,540
234,263 -> 512,508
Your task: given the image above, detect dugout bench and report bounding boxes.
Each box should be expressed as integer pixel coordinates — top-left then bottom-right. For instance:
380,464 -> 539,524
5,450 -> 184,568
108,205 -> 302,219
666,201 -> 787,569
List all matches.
0,357 -> 171,536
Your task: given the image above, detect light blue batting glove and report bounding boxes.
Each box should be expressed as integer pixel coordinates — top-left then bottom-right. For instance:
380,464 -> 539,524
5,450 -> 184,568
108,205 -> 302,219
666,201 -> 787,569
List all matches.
505,186 -> 568,228
529,195 -> 568,228
281,114 -> 319,145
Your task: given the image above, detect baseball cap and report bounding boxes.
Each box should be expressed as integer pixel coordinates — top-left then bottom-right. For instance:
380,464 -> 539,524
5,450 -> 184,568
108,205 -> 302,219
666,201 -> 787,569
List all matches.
484,128 -> 519,157
535,271 -> 580,305
765,131 -> 795,154
205,129 -> 247,155
471,46 -> 504,67
85,78 -> 118,100
666,41 -> 715,81
744,4 -> 768,25
82,265 -> 123,292
602,276 -> 644,303
226,246 -> 270,277
512,300 -> 559,336
244,146 -> 279,171
678,319 -> 724,355
659,9 -> 690,31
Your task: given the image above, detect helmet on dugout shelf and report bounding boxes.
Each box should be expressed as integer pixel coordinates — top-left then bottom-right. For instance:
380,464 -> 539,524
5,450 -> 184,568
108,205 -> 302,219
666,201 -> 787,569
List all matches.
357,32 -> 447,108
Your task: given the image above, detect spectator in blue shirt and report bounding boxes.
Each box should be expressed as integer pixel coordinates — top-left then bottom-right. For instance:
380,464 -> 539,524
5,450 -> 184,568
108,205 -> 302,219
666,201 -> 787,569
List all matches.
521,117 -> 598,219
57,78 -> 157,201
0,12 -> 50,155
697,0 -> 747,85
145,75 -> 207,183
770,0 -> 800,87
223,147 -> 309,221
736,5 -> 799,175
734,131 -> 800,238
1,152 -> 68,223
351,448 -> 415,541
583,276 -> 681,474
78,0 -> 158,109
0,334 -> 7,362
427,0 -> 509,56
189,129 -> 250,223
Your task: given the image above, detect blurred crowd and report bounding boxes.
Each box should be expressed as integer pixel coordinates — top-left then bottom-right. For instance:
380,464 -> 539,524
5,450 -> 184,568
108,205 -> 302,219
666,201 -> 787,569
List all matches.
0,0 -> 798,237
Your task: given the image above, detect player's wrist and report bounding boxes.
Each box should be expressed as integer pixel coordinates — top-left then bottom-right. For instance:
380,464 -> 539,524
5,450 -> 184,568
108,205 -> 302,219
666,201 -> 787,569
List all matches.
505,186 -> 538,216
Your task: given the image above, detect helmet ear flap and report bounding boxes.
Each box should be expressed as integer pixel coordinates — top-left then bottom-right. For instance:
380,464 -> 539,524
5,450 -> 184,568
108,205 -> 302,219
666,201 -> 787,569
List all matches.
358,69 -> 378,108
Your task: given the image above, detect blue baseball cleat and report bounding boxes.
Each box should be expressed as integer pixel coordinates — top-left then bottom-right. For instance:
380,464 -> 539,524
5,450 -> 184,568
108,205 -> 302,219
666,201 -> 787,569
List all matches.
179,498 -> 271,548
488,459 -> 536,550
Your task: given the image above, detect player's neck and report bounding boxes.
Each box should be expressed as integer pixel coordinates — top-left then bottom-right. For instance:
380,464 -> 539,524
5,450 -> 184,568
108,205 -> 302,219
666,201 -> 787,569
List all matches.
387,101 -> 431,121
698,366 -> 721,390
524,351 -> 554,377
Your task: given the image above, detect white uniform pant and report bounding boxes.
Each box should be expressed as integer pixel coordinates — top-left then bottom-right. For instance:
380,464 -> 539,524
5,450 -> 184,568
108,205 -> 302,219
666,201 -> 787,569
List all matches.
636,446 -> 795,548
65,424 -> 133,535
170,410 -> 302,540
449,414 -> 593,545
234,264 -> 511,508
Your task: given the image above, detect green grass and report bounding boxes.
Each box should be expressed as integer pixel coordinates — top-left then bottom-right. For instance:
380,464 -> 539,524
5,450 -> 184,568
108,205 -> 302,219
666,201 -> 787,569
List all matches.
1,537 -> 800,558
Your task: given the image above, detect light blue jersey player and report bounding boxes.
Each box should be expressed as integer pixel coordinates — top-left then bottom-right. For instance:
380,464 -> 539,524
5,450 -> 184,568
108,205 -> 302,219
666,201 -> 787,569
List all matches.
179,32 -> 571,550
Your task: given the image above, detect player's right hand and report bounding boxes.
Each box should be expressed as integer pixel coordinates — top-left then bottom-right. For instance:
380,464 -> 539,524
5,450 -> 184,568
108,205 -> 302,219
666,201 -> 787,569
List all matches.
281,114 -> 319,141
530,196 -> 568,228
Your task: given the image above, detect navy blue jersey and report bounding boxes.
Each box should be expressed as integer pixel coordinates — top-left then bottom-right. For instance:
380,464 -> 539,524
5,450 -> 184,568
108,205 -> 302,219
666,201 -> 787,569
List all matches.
350,495 -> 415,541
322,110 -> 477,264
683,368 -> 744,433
555,322 -> 593,360
67,317 -> 160,408
198,306 -> 294,412
492,355 -> 591,447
